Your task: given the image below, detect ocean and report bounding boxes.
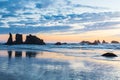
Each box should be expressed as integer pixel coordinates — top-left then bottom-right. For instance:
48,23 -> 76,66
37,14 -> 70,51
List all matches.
0,44 -> 120,80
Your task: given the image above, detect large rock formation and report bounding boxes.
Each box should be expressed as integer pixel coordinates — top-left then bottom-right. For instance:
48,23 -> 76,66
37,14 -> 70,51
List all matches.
24,34 -> 45,45
14,34 -> 23,44
6,33 -> 13,45
5,33 -> 46,45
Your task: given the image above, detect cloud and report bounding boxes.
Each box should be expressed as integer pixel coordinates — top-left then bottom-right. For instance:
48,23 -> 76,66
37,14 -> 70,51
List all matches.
0,25 -> 72,34
81,21 -> 120,31
0,11 -> 120,34
0,0 -> 120,35
35,0 -> 53,9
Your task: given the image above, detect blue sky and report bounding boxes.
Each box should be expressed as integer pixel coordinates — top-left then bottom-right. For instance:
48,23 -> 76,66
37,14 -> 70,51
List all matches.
0,0 -> 120,37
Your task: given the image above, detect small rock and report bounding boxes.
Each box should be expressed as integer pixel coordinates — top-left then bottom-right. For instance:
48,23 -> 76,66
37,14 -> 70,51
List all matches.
102,40 -> 108,44
55,42 -> 62,45
111,41 -> 119,44
102,52 -> 118,57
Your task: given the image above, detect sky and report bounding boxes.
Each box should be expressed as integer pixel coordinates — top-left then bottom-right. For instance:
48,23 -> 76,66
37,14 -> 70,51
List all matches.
0,0 -> 120,42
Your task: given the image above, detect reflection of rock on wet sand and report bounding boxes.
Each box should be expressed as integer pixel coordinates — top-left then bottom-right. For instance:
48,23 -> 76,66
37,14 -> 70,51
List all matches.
8,51 -> 22,59
8,51 -> 12,59
15,51 -> 22,57
7,51 -> 38,58
26,51 -> 37,58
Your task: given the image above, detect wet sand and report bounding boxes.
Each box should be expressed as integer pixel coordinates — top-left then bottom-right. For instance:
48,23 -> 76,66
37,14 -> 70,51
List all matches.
0,50 -> 120,80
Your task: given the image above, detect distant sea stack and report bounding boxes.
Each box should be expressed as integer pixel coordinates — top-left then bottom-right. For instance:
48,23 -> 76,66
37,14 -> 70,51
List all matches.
54,42 -> 67,45
91,40 -> 100,45
111,40 -> 119,44
102,40 -> 108,44
80,40 -> 100,45
5,33 -> 46,45
55,42 -> 62,45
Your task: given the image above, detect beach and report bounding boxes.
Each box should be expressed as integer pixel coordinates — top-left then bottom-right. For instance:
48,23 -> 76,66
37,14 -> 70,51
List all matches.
0,0 -> 120,79
0,44 -> 120,80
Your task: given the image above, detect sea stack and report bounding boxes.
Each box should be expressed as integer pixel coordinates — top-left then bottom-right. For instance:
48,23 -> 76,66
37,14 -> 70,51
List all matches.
6,33 -> 13,45
24,34 -> 45,45
14,34 -> 23,44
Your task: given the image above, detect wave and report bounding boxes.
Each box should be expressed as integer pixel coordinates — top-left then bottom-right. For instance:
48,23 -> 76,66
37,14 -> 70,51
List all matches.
0,44 -> 120,51
1,44 -> 120,61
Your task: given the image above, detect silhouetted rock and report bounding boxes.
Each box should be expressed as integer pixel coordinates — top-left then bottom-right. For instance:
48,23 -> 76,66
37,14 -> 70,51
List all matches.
80,41 -> 91,45
6,33 -> 13,45
80,40 -> 100,45
62,43 -> 67,45
102,40 -> 108,44
14,34 -> 23,44
90,40 -> 100,45
111,40 -> 119,44
24,34 -> 45,45
102,52 -> 117,57
95,40 -> 101,44
55,42 -> 62,45
5,33 -> 46,45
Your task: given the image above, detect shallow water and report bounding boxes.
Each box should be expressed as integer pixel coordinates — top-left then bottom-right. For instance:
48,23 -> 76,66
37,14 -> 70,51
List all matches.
0,44 -> 120,80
